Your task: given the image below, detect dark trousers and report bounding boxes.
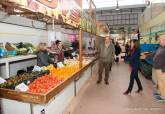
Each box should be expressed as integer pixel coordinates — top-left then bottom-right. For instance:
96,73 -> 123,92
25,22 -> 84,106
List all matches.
109,62 -> 112,71
127,69 -> 143,92
98,60 -> 110,82
115,57 -> 119,63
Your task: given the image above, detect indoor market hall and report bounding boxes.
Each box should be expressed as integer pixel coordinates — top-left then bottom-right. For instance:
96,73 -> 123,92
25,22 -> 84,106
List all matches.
0,0 -> 165,114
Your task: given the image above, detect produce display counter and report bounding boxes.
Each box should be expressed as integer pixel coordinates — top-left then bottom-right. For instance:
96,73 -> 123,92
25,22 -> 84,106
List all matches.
0,58 -> 98,114
0,55 -> 37,78
0,55 -> 37,64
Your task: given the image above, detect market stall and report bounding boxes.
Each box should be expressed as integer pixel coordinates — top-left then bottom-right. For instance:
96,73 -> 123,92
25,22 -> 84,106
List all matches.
0,0 -> 108,114
1,58 -> 98,114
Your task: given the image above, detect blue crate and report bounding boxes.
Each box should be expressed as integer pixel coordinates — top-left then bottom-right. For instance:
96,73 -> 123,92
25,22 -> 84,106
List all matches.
7,50 -> 17,57
0,48 -> 7,58
140,44 -> 159,53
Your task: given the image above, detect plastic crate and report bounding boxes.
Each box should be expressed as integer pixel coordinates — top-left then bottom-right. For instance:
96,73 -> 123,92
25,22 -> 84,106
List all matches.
7,50 -> 17,57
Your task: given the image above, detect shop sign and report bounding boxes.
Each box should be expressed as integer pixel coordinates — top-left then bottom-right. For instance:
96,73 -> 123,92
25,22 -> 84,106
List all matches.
8,0 -> 106,34
27,0 -> 39,12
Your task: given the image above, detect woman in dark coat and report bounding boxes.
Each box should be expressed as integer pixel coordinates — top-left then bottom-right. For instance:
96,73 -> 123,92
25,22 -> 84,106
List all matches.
124,39 -> 143,95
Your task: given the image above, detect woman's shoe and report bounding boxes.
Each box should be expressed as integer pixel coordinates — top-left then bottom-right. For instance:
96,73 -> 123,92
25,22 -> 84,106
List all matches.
135,89 -> 143,93
123,90 -> 131,95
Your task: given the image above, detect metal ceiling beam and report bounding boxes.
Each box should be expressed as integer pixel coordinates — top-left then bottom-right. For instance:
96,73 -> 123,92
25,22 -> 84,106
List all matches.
96,4 -> 146,11
96,7 -> 145,16
8,12 -> 34,15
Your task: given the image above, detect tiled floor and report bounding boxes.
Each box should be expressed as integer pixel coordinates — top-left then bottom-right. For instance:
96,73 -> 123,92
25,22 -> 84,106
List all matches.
63,62 -> 165,114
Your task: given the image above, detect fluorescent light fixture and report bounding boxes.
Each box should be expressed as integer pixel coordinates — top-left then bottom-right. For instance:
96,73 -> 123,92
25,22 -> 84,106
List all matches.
115,0 -> 120,10
115,7 -> 120,10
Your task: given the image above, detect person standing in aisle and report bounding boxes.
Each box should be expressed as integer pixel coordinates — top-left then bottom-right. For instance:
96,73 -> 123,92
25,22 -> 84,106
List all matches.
141,34 -> 165,100
115,42 -> 121,63
124,39 -> 143,95
151,34 -> 165,100
97,36 -> 115,85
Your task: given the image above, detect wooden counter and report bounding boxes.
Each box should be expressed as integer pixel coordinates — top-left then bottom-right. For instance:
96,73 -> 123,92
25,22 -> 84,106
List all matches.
0,58 -> 97,104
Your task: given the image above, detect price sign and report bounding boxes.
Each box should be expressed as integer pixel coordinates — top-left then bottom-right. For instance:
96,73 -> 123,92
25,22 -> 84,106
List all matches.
0,77 -> 6,84
15,83 -> 29,92
57,62 -> 64,68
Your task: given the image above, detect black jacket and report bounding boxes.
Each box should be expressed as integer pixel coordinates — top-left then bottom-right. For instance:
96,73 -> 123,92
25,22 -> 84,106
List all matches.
115,45 -> 121,56
37,51 -> 53,67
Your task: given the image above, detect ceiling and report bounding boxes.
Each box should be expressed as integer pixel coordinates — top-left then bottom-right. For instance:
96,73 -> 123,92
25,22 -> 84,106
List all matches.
96,4 -> 146,33
83,0 -> 145,9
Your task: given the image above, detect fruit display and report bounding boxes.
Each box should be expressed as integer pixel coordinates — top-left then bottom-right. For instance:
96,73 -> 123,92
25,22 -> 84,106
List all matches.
5,42 -> 16,51
0,74 -> 29,89
16,48 -> 28,55
23,43 -> 37,54
14,42 -> 37,55
28,75 -> 61,94
51,65 -> 79,80
1,42 -> 37,57
0,70 -> 49,89
43,64 -> 79,80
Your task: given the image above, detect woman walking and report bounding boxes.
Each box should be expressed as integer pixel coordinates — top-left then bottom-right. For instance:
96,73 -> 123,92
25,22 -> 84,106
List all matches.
124,39 -> 143,95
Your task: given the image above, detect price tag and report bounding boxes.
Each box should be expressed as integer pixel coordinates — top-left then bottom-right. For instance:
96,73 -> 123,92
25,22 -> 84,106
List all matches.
33,65 -> 42,71
57,62 -> 64,68
64,59 -> 67,65
0,77 -> 6,84
73,57 -> 76,60
15,83 -> 29,92
71,52 -> 76,56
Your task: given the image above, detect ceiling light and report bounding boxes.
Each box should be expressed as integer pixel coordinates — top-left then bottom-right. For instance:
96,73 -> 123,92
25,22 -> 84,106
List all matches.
115,7 -> 120,11
115,0 -> 120,11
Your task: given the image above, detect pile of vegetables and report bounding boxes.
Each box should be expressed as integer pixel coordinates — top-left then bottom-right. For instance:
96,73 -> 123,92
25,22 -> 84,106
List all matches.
16,42 -> 37,55
28,75 -> 61,94
0,70 -> 49,89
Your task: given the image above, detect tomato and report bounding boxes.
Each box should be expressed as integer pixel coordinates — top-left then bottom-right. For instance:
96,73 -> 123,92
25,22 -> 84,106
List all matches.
28,75 -> 61,94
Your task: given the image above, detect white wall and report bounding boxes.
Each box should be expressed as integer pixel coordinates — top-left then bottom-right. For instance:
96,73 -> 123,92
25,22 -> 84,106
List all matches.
47,25 -> 79,47
0,11 -> 48,46
0,23 -> 48,45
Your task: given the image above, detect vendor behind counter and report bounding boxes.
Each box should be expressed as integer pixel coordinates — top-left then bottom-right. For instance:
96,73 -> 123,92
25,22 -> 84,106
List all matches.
50,40 -> 64,63
37,42 -> 54,67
